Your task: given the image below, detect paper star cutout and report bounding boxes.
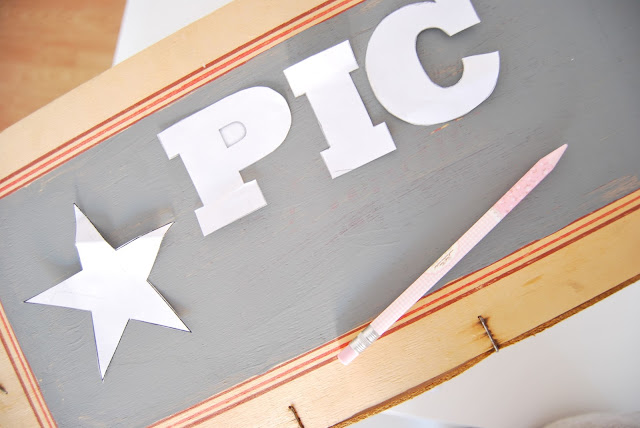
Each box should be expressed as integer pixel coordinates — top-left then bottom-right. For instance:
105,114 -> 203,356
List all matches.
27,206 -> 189,379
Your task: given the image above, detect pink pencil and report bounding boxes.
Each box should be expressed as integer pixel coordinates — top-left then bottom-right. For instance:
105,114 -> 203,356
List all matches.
338,145 -> 568,365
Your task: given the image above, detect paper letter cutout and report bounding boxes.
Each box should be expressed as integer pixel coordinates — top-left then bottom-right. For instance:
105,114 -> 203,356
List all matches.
158,87 -> 292,236
27,206 -> 188,379
284,40 -> 396,178
366,0 -> 500,126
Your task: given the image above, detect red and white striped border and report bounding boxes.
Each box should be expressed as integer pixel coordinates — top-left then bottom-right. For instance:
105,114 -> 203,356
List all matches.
0,0 -> 365,200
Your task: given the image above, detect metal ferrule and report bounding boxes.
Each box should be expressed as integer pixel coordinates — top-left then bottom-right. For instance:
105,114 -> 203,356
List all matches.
350,325 -> 380,354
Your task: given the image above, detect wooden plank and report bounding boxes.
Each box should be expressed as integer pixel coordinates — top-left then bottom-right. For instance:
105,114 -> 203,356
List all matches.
2,189 -> 637,427
0,0 -> 638,426
148,188 -> 640,428
0,301 -> 55,427
0,0 -> 365,198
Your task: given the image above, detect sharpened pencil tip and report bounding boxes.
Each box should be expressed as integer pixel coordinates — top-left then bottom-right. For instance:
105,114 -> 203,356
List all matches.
542,144 -> 568,170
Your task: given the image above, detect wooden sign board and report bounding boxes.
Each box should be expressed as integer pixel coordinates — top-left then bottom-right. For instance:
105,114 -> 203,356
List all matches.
1,0 -> 639,426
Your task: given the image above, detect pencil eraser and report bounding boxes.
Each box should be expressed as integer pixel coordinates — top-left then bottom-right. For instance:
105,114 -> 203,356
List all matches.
337,345 -> 358,365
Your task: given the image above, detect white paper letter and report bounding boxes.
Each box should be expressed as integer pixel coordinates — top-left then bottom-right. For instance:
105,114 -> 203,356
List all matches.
284,40 -> 396,179
366,0 -> 500,126
158,87 -> 292,236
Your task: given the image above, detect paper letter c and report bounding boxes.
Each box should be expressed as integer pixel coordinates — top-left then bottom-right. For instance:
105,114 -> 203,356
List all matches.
366,0 -> 500,126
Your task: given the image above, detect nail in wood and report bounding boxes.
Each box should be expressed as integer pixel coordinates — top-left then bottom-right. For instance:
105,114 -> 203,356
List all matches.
478,315 -> 499,352
289,404 -> 304,428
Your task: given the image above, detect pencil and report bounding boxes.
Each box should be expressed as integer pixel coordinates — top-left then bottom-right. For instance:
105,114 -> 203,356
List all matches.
338,144 -> 568,365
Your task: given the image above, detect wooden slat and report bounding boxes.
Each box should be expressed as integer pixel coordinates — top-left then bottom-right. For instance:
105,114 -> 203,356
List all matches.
0,0 -> 365,199
4,188 -> 637,426
0,1 -> 638,426
144,189 -> 640,428
0,300 -> 55,427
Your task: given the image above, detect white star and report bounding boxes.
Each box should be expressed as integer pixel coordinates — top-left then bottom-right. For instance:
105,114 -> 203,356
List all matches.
27,206 -> 189,379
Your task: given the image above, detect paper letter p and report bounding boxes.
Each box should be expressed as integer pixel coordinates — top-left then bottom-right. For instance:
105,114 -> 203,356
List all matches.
158,87 -> 292,236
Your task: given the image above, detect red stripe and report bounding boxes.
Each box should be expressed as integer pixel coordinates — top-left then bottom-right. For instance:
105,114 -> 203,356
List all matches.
387,200 -> 640,335
398,193 -> 640,324
1,2 -> 360,426
150,310 -> 367,426
0,307 -> 54,427
152,194 -> 640,427
1,2 -> 361,426
0,0 -> 363,198
149,323 -> 357,426
0,332 -> 44,427
178,200 -> 640,427
0,0 -> 342,187
0,0 -> 635,422
185,357 -> 336,428
168,341 -> 346,427
162,329 -> 357,426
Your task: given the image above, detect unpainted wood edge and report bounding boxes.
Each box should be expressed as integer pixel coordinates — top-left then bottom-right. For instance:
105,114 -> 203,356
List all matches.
0,0 -> 366,200
0,299 -> 56,427
332,352 -> 493,428
146,189 -> 639,427
3,192 -> 638,427
0,0 -> 332,179
333,273 -> 640,427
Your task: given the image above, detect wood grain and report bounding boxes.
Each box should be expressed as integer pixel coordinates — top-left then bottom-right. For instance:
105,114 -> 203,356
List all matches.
0,0 -> 638,426
4,187 -> 637,428
3,188 -> 637,426
0,300 -> 55,427
0,0 -> 125,132
0,0 -> 365,198
143,189 -> 640,428
0,2 -> 122,425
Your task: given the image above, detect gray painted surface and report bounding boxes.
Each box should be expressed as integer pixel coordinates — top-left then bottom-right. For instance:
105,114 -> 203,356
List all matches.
0,0 -> 639,426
